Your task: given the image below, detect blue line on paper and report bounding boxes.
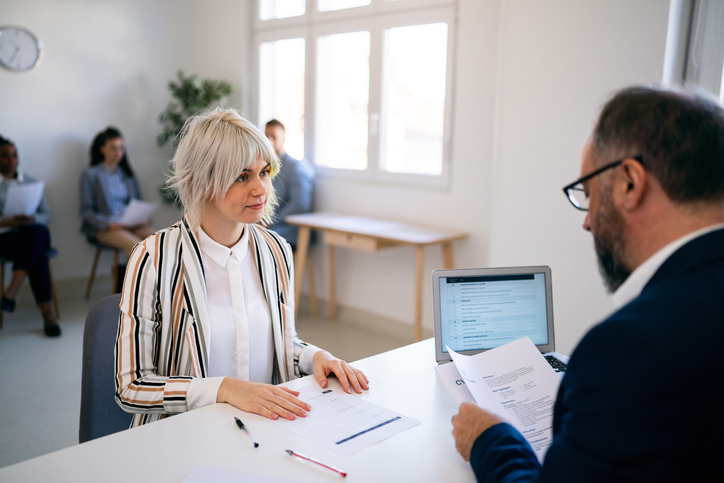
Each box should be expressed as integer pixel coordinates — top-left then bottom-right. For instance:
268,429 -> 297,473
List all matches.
335,416 -> 402,445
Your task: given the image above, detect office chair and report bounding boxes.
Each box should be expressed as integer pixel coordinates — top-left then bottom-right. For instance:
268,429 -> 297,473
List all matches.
79,293 -> 131,443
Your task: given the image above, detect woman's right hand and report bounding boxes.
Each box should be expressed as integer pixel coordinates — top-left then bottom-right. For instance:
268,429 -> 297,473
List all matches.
0,214 -> 34,227
217,378 -> 312,421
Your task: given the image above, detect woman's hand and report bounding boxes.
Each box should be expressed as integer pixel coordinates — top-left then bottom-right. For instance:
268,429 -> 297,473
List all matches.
108,222 -> 125,230
312,351 -> 369,394
217,377 -> 312,421
0,214 -> 34,227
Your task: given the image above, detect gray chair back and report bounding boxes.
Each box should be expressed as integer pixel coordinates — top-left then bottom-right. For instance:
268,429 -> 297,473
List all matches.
79,294 -> 132,443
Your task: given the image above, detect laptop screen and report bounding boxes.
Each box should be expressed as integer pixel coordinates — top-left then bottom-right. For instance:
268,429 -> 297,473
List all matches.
433,266 -> 555,363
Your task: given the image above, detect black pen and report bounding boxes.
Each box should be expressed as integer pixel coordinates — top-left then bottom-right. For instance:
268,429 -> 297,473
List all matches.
234,417 -> 259,448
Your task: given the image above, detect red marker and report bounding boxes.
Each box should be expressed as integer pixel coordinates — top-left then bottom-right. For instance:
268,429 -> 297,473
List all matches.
285,449 -> 347,478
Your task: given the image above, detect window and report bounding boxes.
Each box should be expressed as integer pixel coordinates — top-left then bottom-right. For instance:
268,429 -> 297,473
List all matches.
259,37 -> 306,160
664,0 -> 724,100
316,31 -> 370,169
254,0 -> 456,186
381,22 -> 448,175
318,0 -> 370,12
259,0 -> 305,20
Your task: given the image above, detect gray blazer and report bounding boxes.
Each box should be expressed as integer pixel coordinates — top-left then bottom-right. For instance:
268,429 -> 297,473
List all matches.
80,164 -> 141,237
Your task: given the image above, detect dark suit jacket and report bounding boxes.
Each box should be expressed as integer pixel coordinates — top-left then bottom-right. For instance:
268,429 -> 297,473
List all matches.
470,228 -> 724,482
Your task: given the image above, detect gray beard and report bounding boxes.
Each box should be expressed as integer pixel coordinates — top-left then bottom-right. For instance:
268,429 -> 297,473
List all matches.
594,236 -> 631,293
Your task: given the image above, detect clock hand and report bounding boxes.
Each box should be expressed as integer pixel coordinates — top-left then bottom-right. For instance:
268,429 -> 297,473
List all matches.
9,46 -> 19,63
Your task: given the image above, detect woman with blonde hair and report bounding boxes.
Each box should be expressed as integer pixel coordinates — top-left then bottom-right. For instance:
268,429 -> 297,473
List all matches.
115,108 -> 368,426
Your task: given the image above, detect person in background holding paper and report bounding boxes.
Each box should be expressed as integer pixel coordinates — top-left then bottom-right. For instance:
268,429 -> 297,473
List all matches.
452,86 -> 724,482
80,127 -> 155,291
0,135 -> 60,337
115,108 -> 368,428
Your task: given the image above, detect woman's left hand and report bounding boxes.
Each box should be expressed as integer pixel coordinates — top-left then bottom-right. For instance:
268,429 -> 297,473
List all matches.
312,351 -> 369,394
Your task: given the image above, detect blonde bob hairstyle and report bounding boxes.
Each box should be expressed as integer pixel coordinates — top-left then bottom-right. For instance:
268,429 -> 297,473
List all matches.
167,108 -> 280,230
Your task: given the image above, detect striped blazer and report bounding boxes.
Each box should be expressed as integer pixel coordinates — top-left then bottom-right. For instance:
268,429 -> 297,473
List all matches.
114,217 -> 314,427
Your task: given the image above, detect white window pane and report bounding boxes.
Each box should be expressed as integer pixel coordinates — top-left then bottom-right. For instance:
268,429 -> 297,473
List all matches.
259,0 -> 305,20
316,31 -> 370,170
317,0 -> 370,13
259,38 -> 305,160
381,23 -> 447,175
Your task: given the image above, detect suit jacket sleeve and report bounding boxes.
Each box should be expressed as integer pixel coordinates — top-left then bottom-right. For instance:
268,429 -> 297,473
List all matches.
274,160 -> 314,221
114,239 -> 194,415
469,316 -> 681,483
470,423 -> 541,483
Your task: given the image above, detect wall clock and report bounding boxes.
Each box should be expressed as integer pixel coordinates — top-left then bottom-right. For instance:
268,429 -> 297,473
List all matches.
0,26 -> 43,72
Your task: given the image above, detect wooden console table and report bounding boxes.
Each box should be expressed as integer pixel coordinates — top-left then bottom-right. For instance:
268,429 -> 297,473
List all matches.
286,212 -> 468,341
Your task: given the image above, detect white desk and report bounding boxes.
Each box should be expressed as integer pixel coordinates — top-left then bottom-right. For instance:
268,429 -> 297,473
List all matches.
0,339 -> 475,483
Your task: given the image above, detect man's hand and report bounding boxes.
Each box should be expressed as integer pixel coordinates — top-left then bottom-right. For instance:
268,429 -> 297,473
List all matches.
452,402 -> 504,461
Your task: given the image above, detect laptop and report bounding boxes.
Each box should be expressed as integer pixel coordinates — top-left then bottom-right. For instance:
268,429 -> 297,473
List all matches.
432,266 -> 568,375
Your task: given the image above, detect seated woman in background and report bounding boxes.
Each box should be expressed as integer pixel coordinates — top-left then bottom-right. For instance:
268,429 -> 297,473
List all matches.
0,135 -> 60,337
80,127 -> 154,291
115,108 -> 368,427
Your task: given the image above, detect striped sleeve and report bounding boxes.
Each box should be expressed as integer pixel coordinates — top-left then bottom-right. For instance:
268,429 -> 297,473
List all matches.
268,228 -> 321,377
114,236 -> 193,416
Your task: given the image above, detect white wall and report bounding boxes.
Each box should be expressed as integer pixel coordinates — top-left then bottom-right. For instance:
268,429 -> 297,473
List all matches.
0,0 -> 253,279
310,0 -> 669,354
486,0 -> 668,353
1,0 -> 670,355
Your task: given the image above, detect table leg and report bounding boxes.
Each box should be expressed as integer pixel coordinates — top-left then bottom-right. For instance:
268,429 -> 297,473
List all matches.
329,244 -> 337,319
442,242 -> 455,269
294,227 -> 311,318
306,261 -> 318,316
414,245 -> 425,342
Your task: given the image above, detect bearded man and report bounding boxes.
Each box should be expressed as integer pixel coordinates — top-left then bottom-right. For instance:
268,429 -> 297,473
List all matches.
452,85 -> 724,482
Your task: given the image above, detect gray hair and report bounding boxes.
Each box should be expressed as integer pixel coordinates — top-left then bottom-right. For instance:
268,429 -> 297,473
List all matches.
168,108 -> 279,229
592,85 -> 724,204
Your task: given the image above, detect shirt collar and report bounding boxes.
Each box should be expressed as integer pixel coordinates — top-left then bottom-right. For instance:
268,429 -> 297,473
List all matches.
612,222 -> 724,308
197,225 -> 249,268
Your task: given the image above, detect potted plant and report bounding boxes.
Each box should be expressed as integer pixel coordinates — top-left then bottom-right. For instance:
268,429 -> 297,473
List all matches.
157,70 -> 233,204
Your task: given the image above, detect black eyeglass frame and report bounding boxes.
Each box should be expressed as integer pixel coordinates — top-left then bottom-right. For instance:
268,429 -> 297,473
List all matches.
562,155 -> 644,211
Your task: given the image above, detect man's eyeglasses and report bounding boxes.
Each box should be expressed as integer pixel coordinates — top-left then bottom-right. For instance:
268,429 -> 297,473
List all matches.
562,155 -> 644,211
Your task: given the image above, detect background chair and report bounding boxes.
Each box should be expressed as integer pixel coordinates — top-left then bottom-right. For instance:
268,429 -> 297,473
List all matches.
79,293 -> 131,443
0,247 -> 60,329
85,238 -> 120,300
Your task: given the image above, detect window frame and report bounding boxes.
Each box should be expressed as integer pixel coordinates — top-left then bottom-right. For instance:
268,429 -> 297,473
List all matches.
253,0 -> 457,189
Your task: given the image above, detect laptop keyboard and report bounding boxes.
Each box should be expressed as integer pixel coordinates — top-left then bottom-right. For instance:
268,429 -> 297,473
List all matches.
545,355 -> 567,373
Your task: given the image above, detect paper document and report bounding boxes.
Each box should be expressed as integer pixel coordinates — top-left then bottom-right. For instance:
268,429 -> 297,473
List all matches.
435,361 -> 474,404
119,199 -> 158,226
2,182 -> 44,217
447,337 -> 561,461
276,380 -> 420,456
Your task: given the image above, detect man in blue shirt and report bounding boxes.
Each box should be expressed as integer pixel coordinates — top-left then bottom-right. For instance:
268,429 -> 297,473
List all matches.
265,119 -> 315,250
452,86 -> 724,482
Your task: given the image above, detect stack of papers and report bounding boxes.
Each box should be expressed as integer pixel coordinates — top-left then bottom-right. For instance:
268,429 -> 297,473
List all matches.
436,337 -> 561,461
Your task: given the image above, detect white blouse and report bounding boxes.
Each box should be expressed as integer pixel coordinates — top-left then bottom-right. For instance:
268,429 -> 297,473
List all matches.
186,225 -> 278,410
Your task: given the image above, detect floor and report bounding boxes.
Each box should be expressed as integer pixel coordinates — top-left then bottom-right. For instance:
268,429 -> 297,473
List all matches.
0,276 -> 424,469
